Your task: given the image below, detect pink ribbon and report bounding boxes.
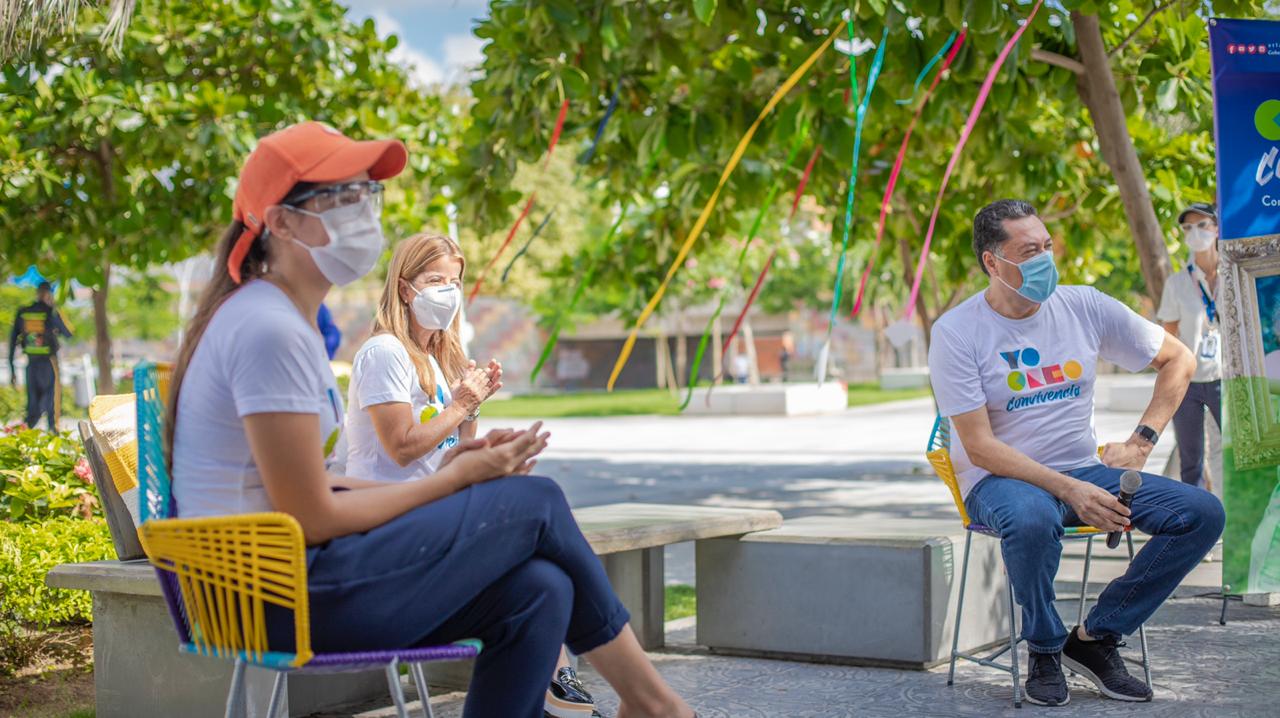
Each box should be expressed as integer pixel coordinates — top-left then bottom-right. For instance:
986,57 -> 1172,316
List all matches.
904,3 -> 1042,320
851,30 -> 966,317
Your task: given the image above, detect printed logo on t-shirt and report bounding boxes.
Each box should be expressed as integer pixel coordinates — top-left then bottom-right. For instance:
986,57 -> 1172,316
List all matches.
1000,346 -> 1084,412
418,397 -> 458,452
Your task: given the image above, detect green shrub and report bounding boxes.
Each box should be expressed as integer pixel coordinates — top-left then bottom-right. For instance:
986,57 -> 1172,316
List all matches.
0,384 -> 87,426
0,517 -> 114,627
0,428 -> 96,522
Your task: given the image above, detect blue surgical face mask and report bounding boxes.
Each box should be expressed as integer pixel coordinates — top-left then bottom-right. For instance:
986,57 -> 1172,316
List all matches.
994,250 -> 1059,304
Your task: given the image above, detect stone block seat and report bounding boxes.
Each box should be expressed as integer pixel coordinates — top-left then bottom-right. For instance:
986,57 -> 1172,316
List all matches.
695,516 -> 1011,669
49,502 -> 780,717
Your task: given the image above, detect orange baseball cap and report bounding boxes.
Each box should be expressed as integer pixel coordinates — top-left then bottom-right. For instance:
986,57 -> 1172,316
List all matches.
228,121 -> 408,283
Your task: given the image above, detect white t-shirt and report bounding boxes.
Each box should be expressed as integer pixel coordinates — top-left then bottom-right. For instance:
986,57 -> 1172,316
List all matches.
928,286 -> 1164,498
172,280 -> 344,518
345,334 -> 458,482
1156,264 -> 1220,383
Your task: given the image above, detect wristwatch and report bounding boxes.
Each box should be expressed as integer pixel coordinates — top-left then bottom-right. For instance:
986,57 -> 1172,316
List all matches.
1133,424 -> 1159,446
465,407 -> 481,422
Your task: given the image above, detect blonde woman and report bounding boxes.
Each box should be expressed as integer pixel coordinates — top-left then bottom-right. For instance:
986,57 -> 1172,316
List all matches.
169,122 -> 694,718
345,234 -> 501,481
346,233 -> 610,717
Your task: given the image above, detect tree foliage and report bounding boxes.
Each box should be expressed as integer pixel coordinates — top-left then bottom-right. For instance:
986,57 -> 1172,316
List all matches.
455,0 -> 1269,330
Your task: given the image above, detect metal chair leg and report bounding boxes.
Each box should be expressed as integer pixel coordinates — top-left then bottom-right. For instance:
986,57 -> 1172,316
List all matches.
1077,536 -> 1094,628
948,531 -> 973,687
224,658 -> 247,718
411,663 -> 435,718
1126,532 -> 1152,688
265,672 -> 288,718
386,659 -> 410,718
1007,572 -> 1022,708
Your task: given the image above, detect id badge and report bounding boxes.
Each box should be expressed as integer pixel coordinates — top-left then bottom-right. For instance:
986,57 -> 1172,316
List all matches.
1198,329 -> 1220,360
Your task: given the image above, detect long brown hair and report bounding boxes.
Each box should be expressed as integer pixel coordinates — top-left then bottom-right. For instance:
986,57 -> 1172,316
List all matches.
373,233 -> 468,392
165,221 -> 271,460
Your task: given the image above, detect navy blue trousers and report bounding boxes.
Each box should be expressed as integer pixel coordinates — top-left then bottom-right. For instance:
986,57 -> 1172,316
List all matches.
25,358 -> 57,431
287,476 -> 629,717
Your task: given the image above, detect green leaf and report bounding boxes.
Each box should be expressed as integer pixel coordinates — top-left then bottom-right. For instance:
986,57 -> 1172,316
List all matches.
694,0 -> 717,25
1156,78 -> 1178,112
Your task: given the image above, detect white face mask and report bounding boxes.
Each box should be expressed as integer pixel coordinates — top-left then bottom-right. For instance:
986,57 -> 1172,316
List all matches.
1185,226 -> 1216,253
410,284 -> 461,330
290,197 -> 385,286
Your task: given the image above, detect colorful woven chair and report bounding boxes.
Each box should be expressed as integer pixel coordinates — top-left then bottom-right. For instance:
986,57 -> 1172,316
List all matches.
926,415 -> 1151,708
134,362 -> 480,718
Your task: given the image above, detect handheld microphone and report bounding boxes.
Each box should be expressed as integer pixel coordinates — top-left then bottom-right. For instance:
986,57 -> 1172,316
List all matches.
1107,471 -> 1142,549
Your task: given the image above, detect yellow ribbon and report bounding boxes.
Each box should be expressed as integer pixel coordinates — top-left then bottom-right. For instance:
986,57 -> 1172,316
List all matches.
606,20 -> 847,390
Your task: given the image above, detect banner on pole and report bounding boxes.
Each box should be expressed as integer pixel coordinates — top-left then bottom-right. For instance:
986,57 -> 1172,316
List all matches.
1209,18 -> 1280,596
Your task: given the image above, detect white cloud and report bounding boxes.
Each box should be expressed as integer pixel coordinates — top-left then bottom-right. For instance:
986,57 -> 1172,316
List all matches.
442,33 -> 487,82
370,9 -> 445,87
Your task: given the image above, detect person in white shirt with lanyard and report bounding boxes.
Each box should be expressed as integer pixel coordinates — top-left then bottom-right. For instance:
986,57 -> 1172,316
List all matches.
1156,202 -> 1221,490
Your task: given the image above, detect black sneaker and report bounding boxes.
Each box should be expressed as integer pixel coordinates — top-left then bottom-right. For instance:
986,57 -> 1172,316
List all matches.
544,666 -> 603,717
1062,627 -> 1153,702
1024,651 -> 1070,706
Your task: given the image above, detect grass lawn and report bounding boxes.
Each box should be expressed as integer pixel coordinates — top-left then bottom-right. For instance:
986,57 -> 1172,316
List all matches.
483,382 -> 929,419
665,584 -> 697,621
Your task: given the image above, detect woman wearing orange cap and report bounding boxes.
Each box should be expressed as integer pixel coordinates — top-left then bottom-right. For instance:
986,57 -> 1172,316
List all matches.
166,122 -> 694,718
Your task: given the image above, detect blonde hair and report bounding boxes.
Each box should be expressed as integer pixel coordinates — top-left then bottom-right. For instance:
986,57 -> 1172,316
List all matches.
374,233 -> 468,393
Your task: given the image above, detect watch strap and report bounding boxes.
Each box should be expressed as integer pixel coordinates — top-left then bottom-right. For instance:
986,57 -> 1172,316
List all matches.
1134,424 -> 1159,445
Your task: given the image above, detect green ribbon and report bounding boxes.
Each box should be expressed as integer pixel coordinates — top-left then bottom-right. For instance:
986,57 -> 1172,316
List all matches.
679,120 -> 811,409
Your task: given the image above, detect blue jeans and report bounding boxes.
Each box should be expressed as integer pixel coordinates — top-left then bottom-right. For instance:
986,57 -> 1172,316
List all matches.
270,476 -> 629,718
964,464 -> 1224,654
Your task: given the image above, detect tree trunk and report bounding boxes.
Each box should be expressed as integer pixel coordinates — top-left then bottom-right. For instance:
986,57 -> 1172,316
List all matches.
93,262 -> 114,394
1071,12 -> 1172,303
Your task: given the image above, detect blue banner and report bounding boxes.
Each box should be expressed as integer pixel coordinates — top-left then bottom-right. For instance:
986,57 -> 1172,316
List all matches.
1209,18 -> 1280,241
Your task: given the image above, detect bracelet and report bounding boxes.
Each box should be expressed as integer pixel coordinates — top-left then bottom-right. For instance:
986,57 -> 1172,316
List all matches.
465,407 -> 481,422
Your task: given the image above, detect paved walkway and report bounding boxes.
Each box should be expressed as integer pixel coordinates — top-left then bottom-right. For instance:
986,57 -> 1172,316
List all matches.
338,597 -> 1279,718
312,387 -> 1263,717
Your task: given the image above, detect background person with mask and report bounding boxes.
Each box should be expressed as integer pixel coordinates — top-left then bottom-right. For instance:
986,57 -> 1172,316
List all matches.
1157,202 -> 1221,490
8,280 -> 73,431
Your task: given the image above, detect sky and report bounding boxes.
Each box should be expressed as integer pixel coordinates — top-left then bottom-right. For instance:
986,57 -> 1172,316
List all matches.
342,0 -> 491,87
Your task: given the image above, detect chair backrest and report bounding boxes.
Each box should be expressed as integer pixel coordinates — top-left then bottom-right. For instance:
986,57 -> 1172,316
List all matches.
77,420 -> 146,561
926,415 -> 973,527
135,361 -> 314,667
135,362 -> 173,524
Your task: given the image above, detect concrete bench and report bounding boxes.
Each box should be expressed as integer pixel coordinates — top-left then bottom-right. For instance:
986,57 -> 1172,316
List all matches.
695,516 -> 1010,669
47,502 -> 780,718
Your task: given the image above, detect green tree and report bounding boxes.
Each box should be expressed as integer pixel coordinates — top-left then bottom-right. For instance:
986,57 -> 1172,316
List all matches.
0,0 -> 458,390
455,0 -> 1268,348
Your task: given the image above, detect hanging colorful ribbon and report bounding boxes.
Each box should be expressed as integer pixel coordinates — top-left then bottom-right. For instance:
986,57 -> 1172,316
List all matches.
816,23 -> 889,385
469,97 -> 572,305
904,1 -> 1043,321
679,123 -> 811,409
501,209 -> 556,283
505,86 -> 624,283
606,20 -> 848,391
895,31 -> 958,105
469,194 -> 536,304
529,203 -> 630,382
529,138 -> 665,383
790,144 -> 822,218
850,29 -> 965,318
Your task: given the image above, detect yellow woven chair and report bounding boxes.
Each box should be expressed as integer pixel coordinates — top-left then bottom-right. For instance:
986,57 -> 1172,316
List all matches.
134,362 -> 479,718
927,415 -> 1150,708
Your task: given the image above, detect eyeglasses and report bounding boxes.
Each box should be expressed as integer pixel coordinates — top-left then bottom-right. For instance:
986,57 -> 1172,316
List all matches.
287,181 -> 384,213
1180,219 -> 1214,233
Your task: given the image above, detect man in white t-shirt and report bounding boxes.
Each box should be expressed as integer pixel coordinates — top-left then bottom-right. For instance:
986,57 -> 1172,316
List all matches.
928,199 -> 1222,707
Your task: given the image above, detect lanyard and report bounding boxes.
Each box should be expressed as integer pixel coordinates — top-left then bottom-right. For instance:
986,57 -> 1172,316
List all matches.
1189,265 -> 1216,324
